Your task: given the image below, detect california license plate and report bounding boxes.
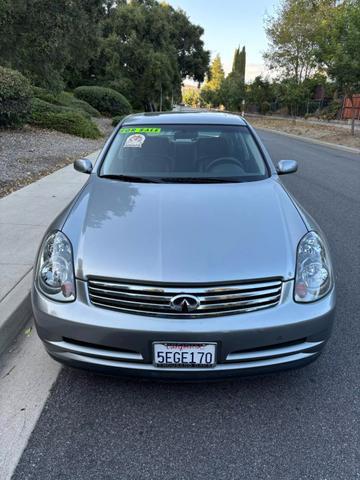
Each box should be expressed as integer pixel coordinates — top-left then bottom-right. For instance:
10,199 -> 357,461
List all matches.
153,343 -> 216,368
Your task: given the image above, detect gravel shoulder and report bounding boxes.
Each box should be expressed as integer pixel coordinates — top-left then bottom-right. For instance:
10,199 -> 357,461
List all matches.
248,115 -> 360,150
0,118 -> 114,198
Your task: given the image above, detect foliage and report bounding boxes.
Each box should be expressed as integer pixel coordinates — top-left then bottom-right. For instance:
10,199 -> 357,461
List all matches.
0,0 -> 209,109
0,0 -> 104,92
30,101 -> 101,138
200,55 -> 225,107
246,76 -> 276,114
306,99 -> 342,120
32,88 -> 100,117
105,79 -> 134,103
220,73 -> 245,111
264,0 -> 335,83
219,46 -> 247,111
182,87 -> 200,107
112,115 -> 126,127
74,86 -> 132,116
0,66 -> 33,127
316,0 -> 360,132
31,97 -> 87,117
57,92 -> 101,118
92,0 -> 209,110
232,46 -> 246,83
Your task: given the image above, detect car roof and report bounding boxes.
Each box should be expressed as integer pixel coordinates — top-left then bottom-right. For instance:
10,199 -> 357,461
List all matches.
122,111 -> 247,126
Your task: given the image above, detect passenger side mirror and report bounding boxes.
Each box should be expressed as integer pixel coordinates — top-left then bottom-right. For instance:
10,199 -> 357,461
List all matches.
74,158 -> 93,174
276,160 -> 298,175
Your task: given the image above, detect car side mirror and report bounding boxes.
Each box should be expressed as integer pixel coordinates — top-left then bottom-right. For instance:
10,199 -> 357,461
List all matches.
276,160 -> 298,175
74,158 -> 93,174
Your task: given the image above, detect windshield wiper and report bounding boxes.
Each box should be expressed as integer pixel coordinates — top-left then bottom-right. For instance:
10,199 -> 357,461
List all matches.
100,174 -> 165,184
161,177 -> 243,184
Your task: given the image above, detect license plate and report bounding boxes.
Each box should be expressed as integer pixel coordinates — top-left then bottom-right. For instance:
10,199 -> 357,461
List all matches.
153,343 -> 216,368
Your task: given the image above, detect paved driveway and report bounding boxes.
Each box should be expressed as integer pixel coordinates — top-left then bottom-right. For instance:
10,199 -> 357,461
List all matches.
11,131 -> 360,480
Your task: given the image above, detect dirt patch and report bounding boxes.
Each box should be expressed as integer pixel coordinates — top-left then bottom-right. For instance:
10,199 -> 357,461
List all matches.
0,117 -> 114,198
248,116 -> 360,150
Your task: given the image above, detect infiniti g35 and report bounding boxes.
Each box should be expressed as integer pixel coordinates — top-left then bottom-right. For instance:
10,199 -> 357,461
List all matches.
32,112 -> 335,379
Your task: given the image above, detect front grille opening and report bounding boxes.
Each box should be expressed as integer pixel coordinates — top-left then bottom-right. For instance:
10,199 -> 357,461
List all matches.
87,278 -> 283,318
63,337 -> 139,355
232,338 -> 307,355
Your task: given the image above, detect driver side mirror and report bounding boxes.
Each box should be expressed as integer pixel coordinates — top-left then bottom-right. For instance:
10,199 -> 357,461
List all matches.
276,160 -> 298,175
74,158 -> 93,174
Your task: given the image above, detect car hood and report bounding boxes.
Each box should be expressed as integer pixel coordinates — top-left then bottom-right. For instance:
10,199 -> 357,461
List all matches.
63,176 -> 307,283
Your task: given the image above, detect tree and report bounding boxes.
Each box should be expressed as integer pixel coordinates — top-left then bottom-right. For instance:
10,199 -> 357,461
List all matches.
96,0 -> 209,110
0,0 -> 209,108
246,76 -> 275,114
0,0 -> 105,91
219,74 -> 245,111
182,87 -> 200,107
264,0 -> 336,83
218,46 -> 246,112
232,46 -> 246,83
200,55 -> 225,107
317,0 -> 360,134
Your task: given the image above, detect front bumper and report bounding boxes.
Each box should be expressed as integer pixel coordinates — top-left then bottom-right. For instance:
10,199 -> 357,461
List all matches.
32,279 -> 335,379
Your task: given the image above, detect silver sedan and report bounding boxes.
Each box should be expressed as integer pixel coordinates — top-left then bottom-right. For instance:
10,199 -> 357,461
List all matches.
32,112 -> 335,379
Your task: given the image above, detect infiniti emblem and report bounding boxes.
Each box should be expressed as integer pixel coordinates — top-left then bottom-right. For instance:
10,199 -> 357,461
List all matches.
170,294 -> 200,313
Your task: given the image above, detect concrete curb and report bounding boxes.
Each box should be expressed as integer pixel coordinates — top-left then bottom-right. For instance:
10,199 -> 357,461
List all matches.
0,271 -> 33,355
0,150 -> 100,356
255,126 -> 360,155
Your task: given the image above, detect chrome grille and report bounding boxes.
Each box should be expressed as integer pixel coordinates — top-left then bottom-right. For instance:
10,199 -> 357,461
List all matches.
88,278 -> 282,318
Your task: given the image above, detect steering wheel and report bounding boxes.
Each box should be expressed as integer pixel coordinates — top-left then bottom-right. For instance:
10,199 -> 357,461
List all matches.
204,156 -> 244,173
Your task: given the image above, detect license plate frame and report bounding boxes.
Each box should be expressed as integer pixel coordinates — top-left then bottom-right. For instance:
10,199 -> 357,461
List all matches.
153,342 -> 217,369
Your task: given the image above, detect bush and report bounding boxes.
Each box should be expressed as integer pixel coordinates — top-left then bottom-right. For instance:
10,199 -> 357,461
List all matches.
32,88 -> 100,117
111,115 -> 126,126
74,86 -> 132,116
30,99 -> 101,138
106,79 -> 133,99
0,66 -> 33,127
31,97 -> 90,119
57,92 -> 101,117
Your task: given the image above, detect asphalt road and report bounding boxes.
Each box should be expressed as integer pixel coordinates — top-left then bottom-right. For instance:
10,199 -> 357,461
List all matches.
12,131 -> 360,480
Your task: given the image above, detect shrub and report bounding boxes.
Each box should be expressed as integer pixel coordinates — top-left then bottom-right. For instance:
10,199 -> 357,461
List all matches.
259,101 -> 271,115
30,100 -> 101,139
74,86 -> 132,116
0,66 -> 33,127
57,92 -> 101,117
31,97 -> 90,119
32,88 -> 100,117
106,79 -> 133,99
111,115 -> 126,126
32,86 -> 60,105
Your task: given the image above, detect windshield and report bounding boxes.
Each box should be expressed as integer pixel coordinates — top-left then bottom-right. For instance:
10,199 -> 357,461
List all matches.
100,124 -> 268,183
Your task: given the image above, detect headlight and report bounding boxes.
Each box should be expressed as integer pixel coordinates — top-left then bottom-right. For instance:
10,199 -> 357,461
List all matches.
294,231 -> 333,303
36,231 -> 76,302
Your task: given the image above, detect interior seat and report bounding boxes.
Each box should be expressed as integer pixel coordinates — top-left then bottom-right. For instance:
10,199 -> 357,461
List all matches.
122,136 -> 173,173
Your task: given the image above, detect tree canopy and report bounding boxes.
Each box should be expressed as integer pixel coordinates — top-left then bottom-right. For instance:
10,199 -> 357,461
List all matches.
200,55 -> 225,107
264,0 -> 336,83
316,0 -> 360,132
0,0 -> 210,109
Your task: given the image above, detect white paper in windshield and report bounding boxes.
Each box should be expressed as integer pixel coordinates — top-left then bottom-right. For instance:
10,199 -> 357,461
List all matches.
124,134 -> 146,148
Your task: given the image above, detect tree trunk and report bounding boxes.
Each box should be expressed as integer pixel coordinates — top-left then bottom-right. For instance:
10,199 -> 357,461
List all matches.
350,96 -> 355,136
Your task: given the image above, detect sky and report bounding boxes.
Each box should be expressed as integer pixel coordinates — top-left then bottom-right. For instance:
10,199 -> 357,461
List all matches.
166,0 -> 280,82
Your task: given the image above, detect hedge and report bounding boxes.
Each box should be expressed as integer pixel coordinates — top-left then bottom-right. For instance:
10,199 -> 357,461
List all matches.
30,99 -> 101,139
74,86 -> 132,116
0,66 -> 33,127
33,87 -> 100,117
111,115 -> 126,126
